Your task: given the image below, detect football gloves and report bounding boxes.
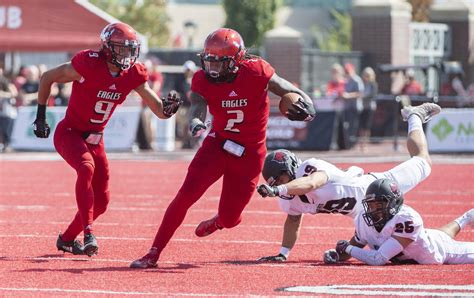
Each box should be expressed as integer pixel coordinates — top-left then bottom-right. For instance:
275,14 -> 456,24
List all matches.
33,118 -> 50,138
257,253 -> 287,262
287,98 -> 315,122
162,90 -> 182,118
335,240 -> 350,255
189,118 -> 207,137
256,184 -> 279,198
323,249 -> 340,264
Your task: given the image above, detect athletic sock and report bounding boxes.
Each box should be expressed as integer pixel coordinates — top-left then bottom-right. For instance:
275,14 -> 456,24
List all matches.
408,114 -> 423,133
454,209 -> 474,229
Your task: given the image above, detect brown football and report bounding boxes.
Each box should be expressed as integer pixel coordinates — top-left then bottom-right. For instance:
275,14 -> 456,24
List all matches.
279,92 -> 301,116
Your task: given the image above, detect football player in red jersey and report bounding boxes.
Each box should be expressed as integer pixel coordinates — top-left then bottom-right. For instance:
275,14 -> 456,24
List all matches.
32,23 -> 182,257
130,28 -> 316,268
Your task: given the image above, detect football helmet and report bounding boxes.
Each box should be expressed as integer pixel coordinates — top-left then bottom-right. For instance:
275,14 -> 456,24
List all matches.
100,23 -> 140,70
199,28 -> 246,82
363,178 -> 404,231
262,149 -> 301,186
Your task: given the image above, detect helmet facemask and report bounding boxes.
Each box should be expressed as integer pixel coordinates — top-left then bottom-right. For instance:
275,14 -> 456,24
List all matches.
362,193 -> 402,231
200,53 -> 237,82
107,40 -> 140,71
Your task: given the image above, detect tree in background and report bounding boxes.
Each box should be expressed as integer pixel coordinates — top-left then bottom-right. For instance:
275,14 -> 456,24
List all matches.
223,0 -> 280,48
89,0 -> 169,47
408,0 -> 433,22
312,9 -> 351,52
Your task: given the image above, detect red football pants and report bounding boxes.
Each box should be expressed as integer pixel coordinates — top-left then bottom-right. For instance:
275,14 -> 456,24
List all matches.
151,134 -> 266,252
54,120 -> 110,241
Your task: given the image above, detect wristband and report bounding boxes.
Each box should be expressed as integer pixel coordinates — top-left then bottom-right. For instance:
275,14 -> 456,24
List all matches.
36,104 -> 47,120
345,245 -> 354,255
276,185 -> 288,196
279,247 -> 290,259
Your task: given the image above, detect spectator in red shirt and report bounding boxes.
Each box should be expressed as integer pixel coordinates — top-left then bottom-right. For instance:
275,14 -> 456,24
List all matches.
401,69 -> 423,95
326,63 -> 345,99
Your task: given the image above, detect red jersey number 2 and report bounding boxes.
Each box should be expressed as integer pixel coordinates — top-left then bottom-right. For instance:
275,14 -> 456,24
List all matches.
224,110 -> 244,133
90,100 -> 114,124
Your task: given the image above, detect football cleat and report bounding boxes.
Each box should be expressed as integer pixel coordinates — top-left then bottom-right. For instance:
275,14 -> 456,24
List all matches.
401,103 -> 441,123
195,215 -> 223,237
83,233 -> 99,257
56,234 -> 84,255
458,209 -> 474,228
130,248 -> 159,269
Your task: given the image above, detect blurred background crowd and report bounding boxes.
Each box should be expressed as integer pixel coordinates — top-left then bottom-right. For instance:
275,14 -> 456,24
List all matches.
1,0 -> 473,153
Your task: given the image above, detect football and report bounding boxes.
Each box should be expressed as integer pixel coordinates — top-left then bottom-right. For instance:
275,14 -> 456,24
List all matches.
279,92 -> 301,115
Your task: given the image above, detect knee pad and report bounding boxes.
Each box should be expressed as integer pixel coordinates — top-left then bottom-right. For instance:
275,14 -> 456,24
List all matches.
413,156 -> 431,181
77,161 -> 95,179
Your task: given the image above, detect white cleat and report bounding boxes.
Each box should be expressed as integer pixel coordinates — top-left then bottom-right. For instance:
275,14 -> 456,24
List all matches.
401,103 -> 441,123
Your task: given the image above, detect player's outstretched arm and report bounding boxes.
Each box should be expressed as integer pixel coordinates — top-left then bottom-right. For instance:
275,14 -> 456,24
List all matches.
188,91 -> 208,137
258,214 -> 302,262
257,171 -> 329,198
33,63 -> 81,138
344,236 -> 412,266
135,83 -> 182,119
267,73 -> 315,121
324,236 -> 364,264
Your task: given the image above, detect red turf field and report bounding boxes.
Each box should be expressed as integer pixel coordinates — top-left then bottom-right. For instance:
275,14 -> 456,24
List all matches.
0,159 -> 473,296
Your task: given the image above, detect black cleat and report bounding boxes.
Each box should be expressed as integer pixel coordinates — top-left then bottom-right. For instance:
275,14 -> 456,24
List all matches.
83,233 -> 99,257
56,234 -> 84,255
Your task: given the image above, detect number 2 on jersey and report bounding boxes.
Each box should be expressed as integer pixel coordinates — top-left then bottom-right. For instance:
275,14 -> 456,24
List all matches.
224,110 -> 244,133
90,100 -> 114,124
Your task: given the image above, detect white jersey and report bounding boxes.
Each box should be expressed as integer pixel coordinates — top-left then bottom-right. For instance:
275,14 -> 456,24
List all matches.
354,205 -> 446,264
279,158 -> 376,218
278,156 -> 432,218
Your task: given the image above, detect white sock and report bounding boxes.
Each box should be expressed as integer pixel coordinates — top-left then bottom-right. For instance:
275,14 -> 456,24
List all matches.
408,115 -> 423,133
454,209 -> 474,229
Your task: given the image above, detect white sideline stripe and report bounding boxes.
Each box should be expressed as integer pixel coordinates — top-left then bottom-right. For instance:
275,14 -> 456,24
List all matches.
0,220 -> 356,231
0,234 -> 286,245
281,284 -> 474,296
0,204 -> 470,218
0,287 -> 232,296
0,220 -> 472,234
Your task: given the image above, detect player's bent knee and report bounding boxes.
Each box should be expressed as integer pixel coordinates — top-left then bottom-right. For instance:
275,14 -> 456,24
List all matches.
415,156 -> 432,180
76,161 -> 95,178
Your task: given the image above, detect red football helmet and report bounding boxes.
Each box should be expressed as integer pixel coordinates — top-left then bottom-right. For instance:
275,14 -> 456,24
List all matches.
199,28 -> 246,81
100,23 -> 140,70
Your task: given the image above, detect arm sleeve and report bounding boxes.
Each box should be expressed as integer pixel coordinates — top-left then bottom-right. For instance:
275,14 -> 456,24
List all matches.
349,237 -> 404,266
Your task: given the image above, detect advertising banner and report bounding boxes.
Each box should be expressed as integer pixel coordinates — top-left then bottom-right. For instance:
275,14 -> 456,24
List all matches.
426,108 -> 474,152
10,106 -> 141,151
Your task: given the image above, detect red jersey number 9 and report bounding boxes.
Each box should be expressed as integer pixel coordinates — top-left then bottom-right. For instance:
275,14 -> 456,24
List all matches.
90,100 -> 114,124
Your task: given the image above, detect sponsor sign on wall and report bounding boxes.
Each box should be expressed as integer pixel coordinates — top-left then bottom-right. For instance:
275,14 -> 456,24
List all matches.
426,108 -> 474,152
11,106 -> 141,151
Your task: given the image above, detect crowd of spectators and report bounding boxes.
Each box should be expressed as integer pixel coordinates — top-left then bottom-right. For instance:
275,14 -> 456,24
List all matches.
0,59 -> 200,153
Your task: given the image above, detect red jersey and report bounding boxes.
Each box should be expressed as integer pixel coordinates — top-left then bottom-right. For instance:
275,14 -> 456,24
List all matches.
65,50 -> 148,132
191,58 -> 275,144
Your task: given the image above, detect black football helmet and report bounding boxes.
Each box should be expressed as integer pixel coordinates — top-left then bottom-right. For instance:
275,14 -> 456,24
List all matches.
262,149 -> 301,186
363,178 -> 404,231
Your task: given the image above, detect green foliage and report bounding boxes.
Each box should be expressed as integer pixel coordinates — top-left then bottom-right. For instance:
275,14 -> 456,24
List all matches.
408,0 -> 433,22
88,0 -> 169,47
312,9 -> 351,52
223,0 -> 280,48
